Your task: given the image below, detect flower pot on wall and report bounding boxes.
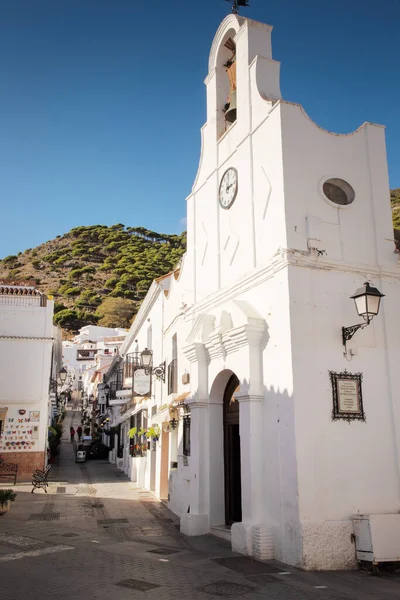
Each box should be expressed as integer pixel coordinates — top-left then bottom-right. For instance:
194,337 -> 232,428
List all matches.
0,501 -> 10,516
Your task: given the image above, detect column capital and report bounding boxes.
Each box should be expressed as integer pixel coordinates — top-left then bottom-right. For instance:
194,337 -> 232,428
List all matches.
186,400 -> 210,409
236,394 -> 263,403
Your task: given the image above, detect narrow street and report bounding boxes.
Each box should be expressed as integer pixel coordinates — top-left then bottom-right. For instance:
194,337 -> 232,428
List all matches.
0,409 -> 399,599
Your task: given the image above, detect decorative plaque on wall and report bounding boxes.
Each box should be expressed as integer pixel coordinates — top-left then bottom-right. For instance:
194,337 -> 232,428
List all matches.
329,370 -> 365,422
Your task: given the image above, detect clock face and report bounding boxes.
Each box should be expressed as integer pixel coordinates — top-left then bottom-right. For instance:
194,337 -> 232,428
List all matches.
219,167 -> 238,209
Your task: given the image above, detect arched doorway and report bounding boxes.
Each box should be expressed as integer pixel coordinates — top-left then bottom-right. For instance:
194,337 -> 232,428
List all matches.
223,373 -> 242,525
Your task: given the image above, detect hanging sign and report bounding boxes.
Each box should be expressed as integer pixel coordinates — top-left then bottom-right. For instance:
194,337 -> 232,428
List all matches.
133,368 -> 151,397
329,370 -> 365,422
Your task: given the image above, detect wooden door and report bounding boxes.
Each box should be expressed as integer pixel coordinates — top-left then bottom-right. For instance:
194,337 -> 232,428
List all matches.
223,374 -> 242,525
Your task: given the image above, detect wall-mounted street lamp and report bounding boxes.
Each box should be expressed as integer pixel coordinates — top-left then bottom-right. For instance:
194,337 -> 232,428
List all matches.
342,282 -> 384,349
169,418 -> 178,430
140,348 -> 166,382
57,367 -> 68,386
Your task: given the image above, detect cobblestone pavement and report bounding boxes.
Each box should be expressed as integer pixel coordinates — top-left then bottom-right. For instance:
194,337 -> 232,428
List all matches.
1,407 -> 400,599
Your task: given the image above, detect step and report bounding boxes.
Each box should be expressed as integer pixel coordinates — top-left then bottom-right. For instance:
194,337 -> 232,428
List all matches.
211,525 -> 231,542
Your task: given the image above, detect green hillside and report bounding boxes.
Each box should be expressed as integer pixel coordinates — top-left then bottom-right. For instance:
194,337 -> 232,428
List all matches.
1,190 -> 399,332
391,188 -> 400,230
0,224 -> 186,332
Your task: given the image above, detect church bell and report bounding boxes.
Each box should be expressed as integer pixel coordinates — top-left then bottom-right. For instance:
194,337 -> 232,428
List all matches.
224,90 -> 237,123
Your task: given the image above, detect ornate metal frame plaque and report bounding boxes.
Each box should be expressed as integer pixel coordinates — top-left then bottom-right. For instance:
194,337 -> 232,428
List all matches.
329,370 -> 365,422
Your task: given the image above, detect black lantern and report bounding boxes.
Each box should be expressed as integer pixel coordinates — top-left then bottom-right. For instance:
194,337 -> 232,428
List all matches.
140,348 -> 153,369
139,348 -> 165,382
57,367 -> 68,385
342,282 -> 384,348
169,418 -> 178,430
351,282 -> 384,322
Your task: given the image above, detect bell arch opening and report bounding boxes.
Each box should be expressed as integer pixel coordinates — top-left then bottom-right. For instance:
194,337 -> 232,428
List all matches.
216,31 -> 237,139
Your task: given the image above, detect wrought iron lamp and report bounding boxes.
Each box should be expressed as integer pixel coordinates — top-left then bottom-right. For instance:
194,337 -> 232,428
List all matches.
342,282 -> 384,347
140,348 -> 166,382
169,418 -> 178,430
57,367 -> 68,386
102,384 -> 110,404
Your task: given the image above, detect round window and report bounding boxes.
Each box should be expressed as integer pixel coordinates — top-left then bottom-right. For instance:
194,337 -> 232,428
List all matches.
322,178 -> 355,206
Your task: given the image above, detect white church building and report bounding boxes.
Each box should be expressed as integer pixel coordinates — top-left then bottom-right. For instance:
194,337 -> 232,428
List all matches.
108,14 -> 400,570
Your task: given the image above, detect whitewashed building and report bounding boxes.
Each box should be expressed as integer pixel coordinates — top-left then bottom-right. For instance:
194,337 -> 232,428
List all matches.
109,14 -> 400,570
0,284 -> 57,479
62,326 -> 127,393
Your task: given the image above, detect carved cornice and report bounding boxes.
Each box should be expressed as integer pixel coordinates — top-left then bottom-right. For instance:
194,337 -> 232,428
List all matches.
185,248 -> 400,321
205,332 -> 225,360
182,341 -> 208,364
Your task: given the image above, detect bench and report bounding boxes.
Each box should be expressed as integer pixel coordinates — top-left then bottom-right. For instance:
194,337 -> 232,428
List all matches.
0,462 -> 18,486
31,465 -> 51,493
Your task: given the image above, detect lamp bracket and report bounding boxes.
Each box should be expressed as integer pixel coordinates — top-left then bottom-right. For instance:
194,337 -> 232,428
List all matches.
342,319 -> 371,346
153,361 -> 166,382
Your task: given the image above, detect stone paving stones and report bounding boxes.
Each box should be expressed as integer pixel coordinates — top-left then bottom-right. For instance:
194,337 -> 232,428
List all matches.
212,556 -> 282,575
200,581 -> 256,597
147,548 -> 181,555
1,409 -> 400,600
97,518 -> 129,525
115,578 -> 160,591
28,513 -> 60,521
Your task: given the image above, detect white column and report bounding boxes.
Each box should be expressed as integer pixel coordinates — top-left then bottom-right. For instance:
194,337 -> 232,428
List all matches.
180,341 -> 210,536
231,326 -> 274,559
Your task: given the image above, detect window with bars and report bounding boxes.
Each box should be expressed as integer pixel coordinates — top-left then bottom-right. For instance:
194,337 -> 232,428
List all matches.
183,416 -> 191,457
129,410 -> 148,456
168,360 -> 177,395
168,334 -> 178,395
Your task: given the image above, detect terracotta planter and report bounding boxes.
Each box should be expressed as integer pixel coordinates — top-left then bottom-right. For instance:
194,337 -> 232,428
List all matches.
0,501 -> 10,516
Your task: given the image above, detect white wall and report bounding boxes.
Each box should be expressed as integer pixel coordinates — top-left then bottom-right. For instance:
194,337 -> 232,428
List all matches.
0,299 -> 54,455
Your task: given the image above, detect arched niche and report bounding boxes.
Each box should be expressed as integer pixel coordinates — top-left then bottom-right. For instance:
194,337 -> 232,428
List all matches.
215,30 -> 237,138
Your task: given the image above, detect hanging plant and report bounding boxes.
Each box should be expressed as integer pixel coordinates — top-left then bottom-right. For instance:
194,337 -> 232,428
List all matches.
145,426 -> 160,440
138,427 -> 147,437
127,427 -> 137,439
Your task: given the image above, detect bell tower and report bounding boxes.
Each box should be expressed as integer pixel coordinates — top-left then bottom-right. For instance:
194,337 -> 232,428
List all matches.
185,15 -> 283,302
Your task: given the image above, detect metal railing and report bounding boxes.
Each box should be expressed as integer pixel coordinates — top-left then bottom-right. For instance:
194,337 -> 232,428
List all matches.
124,353 -> 141,380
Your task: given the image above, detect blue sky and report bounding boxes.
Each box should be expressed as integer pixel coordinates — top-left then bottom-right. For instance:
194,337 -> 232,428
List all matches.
0,0 -> 399,257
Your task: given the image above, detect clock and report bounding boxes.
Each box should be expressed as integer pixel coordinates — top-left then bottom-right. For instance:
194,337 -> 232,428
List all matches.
219,167 -> 238,209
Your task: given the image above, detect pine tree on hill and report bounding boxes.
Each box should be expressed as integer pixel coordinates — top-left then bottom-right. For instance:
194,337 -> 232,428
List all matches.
0,224 -> 186,333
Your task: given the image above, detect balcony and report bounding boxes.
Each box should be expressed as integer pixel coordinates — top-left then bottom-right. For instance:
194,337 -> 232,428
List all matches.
123,353 -> 141,386
77,349 -> 98,361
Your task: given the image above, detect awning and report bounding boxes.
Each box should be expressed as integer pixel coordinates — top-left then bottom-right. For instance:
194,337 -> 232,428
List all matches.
116,389 -> 132,399
109,399 -> 126,406
172,392 -> 191,407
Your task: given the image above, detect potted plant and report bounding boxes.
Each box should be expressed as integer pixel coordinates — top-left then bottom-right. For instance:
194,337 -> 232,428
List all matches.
133,443 -> 142,457
146,426 -> 160,441
0,489 -> 16,516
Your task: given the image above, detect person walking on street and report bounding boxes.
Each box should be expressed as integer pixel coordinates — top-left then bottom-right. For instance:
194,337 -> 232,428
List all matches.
77,426 -> 83,442
70,426 -> 75,442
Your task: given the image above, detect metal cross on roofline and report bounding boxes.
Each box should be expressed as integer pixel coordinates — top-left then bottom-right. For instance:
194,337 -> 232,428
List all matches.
225,0 -> 250,15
